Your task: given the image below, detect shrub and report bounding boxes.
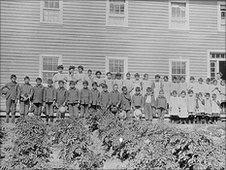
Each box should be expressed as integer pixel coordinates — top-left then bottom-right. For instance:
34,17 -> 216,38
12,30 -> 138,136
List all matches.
0,116 -> 51,170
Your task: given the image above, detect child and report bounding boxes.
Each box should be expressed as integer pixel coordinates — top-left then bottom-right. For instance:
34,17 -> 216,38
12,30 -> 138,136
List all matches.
109,84 -> 121,112
204,78 -> 211,95
31,78 -> 45,119
43,79 -> 56,123
132,73 -> 142,95
132,87 -> 144,119
56,80 -> 67,119
113,73 -> 123,93
187,76 -> 196,93
219,80 -> 226,113
156,90 -> 167,121
178,91 -> 188,123
204,93 -> 212,123
169,90 -> 179,123
179,76 -> 187,94
196,92 -> 205,123
143,87 -> 156,121
210,79 -> 221,101
162,76 -> 171,104
1,74 -> 19,123
86,69 -> 94,90
99,84 -> 110,112
123,72 -> 134,94
53,65 -> 66,89
76,65 -> 86,91
120,86 -> 132,119
211,93 -> 221,123
90,82 -> 100,110
187,90 -> 196,123
170,76 -> 180,96
142,73 -> 152,96
104,72 -> 113,92
66,81 -> 79,119
195,78 -> 205,95
94,71 -> 104,92
66,65 -> 76,90
80,80 -> 92,117
18,76 -> 32,117
152,74 -> 163,99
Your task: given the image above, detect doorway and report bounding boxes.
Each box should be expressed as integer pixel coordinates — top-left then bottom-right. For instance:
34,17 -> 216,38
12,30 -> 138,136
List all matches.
219,61 -> 226,81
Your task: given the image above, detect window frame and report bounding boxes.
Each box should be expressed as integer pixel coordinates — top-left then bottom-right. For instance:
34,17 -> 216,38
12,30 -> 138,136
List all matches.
217,1 -> 226,32
106,0 -> 128,27
207,50 -> 226,79
169,0 -> 189,30
105,56 -> 128,78
40,0 -> 63,24
169,59 -> 190,82
39,54 -> 62,84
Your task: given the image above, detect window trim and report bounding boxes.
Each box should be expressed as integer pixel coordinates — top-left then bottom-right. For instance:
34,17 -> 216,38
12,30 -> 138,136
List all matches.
207,50 -> 226,79
217,1 -> 226,32
106,0 -> 128,27
105,56 -> 128,77
40,0 -> 63,24
169,58 -> 190,82
169,0 -> 189,30
39,54 -> 63,82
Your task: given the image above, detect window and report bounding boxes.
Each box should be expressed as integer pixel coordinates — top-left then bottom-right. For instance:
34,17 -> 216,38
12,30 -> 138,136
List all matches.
40,55 -> 62,83
106,57 -> 128,79
106,0 -> 128,26
218,1 -> 226,31
209,52 -> 226,80
40,0 -> 63,23
169,59 -> 189,81
169,0 -> 189,30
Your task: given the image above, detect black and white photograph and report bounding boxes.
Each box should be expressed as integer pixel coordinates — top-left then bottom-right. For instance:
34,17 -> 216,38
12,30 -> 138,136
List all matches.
0,0 -> 225,169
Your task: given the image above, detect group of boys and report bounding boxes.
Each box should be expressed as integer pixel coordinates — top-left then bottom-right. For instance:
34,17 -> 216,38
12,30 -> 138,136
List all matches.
1,64 -> 225,124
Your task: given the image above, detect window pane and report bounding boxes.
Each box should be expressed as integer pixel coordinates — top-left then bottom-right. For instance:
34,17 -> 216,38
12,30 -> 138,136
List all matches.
44,0 -> 59,9
43,56 -> 59,71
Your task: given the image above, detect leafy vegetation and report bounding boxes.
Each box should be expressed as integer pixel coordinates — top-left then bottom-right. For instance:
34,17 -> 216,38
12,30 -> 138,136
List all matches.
0,110 -> 225,170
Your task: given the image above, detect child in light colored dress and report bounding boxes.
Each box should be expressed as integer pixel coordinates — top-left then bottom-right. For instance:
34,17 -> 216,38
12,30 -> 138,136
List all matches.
196,92 -> 205,123
187,90 -> 196,123
113,73 -> 123,93
76,65 -> 86,91
169,90 -> 179,123
162,76 -> 171,105
104,72 -> 113,92
187,76 -> 196,93
93,71 -> 105,92
179,76 -> 187,95
170,76 -> 180,96
178,90 -> 188,123
152,74 -> 162,99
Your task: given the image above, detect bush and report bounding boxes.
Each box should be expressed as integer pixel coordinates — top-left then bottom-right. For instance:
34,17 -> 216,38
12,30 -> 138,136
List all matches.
0,116 -> 51,170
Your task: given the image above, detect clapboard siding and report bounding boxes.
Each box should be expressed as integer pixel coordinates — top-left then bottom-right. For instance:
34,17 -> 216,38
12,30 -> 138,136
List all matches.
0,0 -> 225,86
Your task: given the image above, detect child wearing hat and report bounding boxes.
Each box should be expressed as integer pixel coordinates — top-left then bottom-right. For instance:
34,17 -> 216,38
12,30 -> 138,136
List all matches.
104,72 -> 113,92
43,79 -> 56,122
93,71 -> 104,92
1,74 -> 19,123
56,80 -> 67,119
18,76 -> 33,117
123,72 -> 134,94
66,81 -> 80,118
132,73 -> 142,95
31,78 -> 45,119
132,87 -> 144,119
76,65 -> 86,91
113,73 -> 123,93
90,82 -> 100,110
142,73 -> 152,96
143,87 -> 156,121
99,84 -> 110,111
53,65 -> 66,89
80,80 -> 92,117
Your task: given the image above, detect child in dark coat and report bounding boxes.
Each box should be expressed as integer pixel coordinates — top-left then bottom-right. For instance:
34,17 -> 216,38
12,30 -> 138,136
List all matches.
80,80 -> 92,117
56,80 -> 67,119
143,87 -> 156,121
156,90 -> 167,121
